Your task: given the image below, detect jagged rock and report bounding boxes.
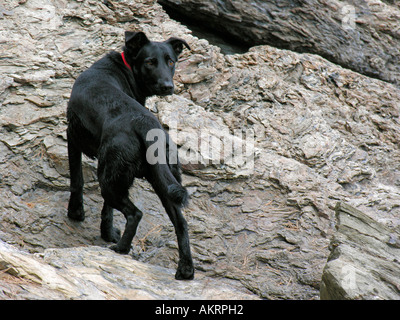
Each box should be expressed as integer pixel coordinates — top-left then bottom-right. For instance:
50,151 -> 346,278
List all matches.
0,240 -> 258,299
320,203 -> 400,300
1,0 -> 400,300
159,0 -> 400,85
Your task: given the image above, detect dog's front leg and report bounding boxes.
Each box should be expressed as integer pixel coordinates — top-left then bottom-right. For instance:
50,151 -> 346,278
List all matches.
67,136 -> 85,221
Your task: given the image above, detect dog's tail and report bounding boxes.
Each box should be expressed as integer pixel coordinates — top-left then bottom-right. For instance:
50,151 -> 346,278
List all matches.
146,159 -> 188,207
167,184 -> 188,206
134,116 -> 188,206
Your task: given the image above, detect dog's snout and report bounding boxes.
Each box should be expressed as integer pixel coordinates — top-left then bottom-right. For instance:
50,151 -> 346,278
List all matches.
160,81 -> 174,94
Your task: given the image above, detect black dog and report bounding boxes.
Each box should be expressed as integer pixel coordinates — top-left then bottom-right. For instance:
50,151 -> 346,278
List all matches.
66,31 -> 194,280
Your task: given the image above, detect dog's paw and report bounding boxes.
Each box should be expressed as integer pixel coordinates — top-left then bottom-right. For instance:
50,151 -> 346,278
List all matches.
175,264 -> 194,280
67,207 -> 85,222
101,227 -> 121,243
110,244 -> 131,255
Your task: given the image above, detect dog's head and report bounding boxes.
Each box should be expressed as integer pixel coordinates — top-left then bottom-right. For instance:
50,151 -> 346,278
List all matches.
124,31 -> 190,97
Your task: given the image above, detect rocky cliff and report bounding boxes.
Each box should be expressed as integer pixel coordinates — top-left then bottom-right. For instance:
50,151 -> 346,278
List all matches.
0,239 -> 257,299
1,0 -> 399,299
159,0 -> 400,85
321,202 -> 400,300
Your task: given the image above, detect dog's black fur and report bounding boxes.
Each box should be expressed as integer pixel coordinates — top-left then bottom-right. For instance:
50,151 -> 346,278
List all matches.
66,31 -> 194,280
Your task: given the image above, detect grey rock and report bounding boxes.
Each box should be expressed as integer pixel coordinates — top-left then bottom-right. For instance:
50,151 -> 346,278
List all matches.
0,240 -> 257,299
320,202 -> 400,300
0,0 -> 399,300
159,0 -> 400,85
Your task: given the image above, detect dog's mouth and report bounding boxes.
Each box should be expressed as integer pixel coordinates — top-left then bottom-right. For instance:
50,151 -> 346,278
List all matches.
153,84 -> 174,96
157,82 -> 174,96
157,88 -> 174,96
143,79 -> 175,97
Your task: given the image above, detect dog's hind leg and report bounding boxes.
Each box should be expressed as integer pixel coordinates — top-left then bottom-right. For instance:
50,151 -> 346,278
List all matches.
101,191 -> 143,254
112,198 -> 142,254
100,202 -> 121,243
67,135 -> 85,221
148,174 -> 194,280
98,149 -> 143,254
162,200 -> 194,280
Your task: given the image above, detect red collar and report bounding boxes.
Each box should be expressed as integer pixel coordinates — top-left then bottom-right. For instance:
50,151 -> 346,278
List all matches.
121,51 -> 132,71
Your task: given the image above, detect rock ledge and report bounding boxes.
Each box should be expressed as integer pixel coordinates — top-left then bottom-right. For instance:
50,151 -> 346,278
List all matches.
0,241 -> 258,300
320,202 -> 400,300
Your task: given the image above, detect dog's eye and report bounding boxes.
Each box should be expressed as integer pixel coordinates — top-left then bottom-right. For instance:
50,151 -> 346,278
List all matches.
168,59 -> 174,67
145,59 -> 156,66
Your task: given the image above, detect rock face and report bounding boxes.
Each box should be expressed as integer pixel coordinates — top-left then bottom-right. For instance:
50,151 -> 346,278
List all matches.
0,240 -> 256,299
320,203 -> 400,300
1,0 -> 400,300
159,0 -> 400,85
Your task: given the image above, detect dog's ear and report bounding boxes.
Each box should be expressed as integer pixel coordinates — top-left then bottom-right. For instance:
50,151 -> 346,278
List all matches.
165,37 -> 190,57
125,31 -> 150,57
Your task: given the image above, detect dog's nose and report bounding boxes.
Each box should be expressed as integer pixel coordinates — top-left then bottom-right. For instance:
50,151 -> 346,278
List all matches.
160,82 -> 174,94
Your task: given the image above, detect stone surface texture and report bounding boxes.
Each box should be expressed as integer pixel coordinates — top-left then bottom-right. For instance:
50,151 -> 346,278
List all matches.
159,0 -> 400,85
320,202 -> 400,300
0,0 -> 399,299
